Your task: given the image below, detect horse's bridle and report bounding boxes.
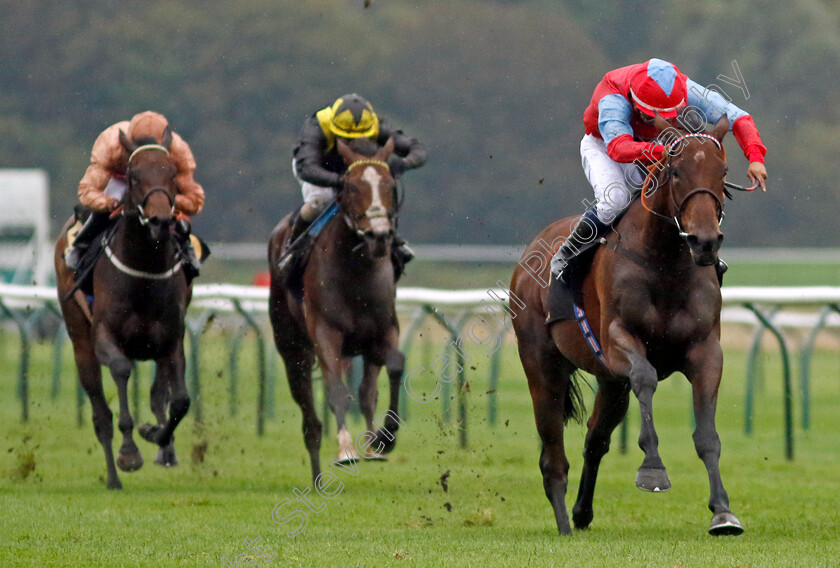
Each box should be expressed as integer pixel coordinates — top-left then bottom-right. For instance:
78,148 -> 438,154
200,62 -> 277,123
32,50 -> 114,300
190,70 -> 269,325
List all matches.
125,144 -> 176,226
341,158 -> 395,239
641,133 -> 725,237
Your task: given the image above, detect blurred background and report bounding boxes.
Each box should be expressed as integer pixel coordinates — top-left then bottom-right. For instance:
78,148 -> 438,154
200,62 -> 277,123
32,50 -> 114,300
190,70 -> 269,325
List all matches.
1,0 -> 838,284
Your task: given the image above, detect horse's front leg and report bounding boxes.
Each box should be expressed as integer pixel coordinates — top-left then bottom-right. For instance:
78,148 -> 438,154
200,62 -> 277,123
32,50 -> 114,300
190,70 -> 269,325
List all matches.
684,340 -> 744,535
313,324 -> 356,464
605,321 -> 669,491
139,343 -> 190,452
94,326 -> 143,473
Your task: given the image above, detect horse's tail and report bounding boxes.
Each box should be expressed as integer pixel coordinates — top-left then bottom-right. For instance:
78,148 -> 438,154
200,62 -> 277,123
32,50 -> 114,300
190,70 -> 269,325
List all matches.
565,370 -> 588,425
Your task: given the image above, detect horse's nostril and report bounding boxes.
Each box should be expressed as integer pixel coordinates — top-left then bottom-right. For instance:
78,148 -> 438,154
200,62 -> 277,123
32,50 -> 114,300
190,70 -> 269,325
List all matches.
717,233 -> 724,244
686,234 -> 700,246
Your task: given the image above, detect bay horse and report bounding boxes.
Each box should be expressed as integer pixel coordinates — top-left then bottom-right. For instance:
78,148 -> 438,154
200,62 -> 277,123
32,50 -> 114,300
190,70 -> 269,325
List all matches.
511,114 -> 744,535
268,138 -> 405,483
55,128 -> 191,489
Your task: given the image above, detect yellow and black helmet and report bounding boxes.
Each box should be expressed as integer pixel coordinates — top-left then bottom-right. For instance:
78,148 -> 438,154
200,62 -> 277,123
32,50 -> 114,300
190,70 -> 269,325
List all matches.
327,94 -> 379,138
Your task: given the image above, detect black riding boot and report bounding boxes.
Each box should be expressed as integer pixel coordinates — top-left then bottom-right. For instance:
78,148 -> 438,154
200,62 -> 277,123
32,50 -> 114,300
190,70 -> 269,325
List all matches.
175,218 -> 202,284
65,211 -> 111,271
391,235 -> 415,283
716,258 -> 728,286
277,209 -> 314,277
550,207 -> 611,284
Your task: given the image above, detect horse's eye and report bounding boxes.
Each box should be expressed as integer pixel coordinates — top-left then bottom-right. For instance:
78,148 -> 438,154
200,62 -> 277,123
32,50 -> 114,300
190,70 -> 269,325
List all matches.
669,168 -> 679,179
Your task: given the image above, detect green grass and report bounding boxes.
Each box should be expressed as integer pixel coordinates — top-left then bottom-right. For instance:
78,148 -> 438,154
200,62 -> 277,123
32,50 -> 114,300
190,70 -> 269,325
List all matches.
2,323 -> 840,567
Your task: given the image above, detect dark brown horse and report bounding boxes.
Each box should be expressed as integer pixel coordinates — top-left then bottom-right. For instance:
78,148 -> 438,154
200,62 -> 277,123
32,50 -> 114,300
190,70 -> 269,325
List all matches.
55,128 -> 192,489
268,138 -> 405,482
511,115 -> 744,535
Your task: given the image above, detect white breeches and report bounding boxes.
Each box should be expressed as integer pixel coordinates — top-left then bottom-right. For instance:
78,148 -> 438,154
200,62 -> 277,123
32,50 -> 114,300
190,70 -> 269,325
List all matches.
580,134 -> 647,224
292,159 -> 334,216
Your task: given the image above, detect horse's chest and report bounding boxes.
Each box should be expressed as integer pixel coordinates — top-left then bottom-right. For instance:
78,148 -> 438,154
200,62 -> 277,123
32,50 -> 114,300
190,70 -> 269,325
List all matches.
622,286 -> 717,345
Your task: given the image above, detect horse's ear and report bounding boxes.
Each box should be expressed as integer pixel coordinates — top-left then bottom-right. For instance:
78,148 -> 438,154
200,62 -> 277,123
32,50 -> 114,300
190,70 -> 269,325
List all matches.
337,138 -> 356,165
712,115 -> 729,143
653,112 -> 671,133
161,126 -> 173,150
119,129 -> 137,154
375,137 -> 395,161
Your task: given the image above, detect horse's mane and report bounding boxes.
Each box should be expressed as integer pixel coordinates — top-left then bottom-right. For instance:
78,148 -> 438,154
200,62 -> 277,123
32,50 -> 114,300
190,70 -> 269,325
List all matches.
674,106 -> 706,134
345,137 -> 382,157
131,135 -> 159,146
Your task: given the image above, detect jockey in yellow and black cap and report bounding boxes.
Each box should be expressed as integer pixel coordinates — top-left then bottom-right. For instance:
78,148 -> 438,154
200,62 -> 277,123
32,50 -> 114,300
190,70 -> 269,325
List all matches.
283,94 -> 427,280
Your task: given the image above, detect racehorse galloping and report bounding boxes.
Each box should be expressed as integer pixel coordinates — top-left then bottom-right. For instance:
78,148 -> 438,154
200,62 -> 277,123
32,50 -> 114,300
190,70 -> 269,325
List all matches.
268,138 -> 405,482
511,114 -> 744,535
55,128 -> 192,489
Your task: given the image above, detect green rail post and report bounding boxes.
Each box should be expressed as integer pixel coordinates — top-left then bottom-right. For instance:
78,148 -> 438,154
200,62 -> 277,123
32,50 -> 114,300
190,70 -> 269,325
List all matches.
398,306 -> 433,421
185,309 -> 216,423
232,300 -> 268,436
744,303 -> 794,461
487,339 -> 502,426
228,322 -> 251,417
744,307 -> 779,435
1,299 -> 31,422
798,304 -> 840,431
47,304 -> 66,399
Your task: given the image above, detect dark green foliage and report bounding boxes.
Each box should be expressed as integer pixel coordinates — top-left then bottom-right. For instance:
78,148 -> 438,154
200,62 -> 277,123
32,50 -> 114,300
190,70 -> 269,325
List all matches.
0,0 -> 837,246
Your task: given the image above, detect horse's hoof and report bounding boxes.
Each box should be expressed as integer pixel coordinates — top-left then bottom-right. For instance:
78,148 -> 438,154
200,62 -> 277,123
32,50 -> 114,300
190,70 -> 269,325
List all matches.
635,467 -> 671,492
572,508 -> 593,530
335,447 -> 360,465
138,423 -> 160,444
155,446 -> 178,467
107,478 -> 123,490
116,450 -> 144,472
371,430 -> 397,454
709,512 -> 744,536
363,452 -> 389,461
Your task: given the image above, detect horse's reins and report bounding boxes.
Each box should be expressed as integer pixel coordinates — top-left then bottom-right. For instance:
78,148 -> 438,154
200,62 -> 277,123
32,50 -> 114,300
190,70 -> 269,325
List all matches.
639,132 -> 725,237
605,133 -> 727,276
105,144 -> 184,280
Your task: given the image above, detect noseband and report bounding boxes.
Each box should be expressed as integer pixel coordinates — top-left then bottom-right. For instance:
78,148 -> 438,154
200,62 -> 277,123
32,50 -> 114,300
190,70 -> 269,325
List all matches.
641,133 -> 725,237
125,144 -> 176,225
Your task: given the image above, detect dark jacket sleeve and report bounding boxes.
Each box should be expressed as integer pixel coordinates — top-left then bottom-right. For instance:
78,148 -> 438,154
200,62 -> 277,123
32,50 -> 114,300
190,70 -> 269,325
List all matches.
292,116 -> 343,188
377,120 -> 427,170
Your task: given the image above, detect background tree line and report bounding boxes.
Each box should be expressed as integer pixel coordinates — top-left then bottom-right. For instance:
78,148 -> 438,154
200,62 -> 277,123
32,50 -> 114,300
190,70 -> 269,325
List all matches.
1,0 -> 837,246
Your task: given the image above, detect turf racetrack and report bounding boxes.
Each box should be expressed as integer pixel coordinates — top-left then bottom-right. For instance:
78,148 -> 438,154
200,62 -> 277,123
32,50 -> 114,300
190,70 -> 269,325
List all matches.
1,330 -> 839,567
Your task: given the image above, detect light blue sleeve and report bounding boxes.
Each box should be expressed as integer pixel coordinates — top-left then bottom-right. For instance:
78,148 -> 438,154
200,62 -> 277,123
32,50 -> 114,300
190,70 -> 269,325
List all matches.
597,94 -> 634,145
685,78 -> 748,130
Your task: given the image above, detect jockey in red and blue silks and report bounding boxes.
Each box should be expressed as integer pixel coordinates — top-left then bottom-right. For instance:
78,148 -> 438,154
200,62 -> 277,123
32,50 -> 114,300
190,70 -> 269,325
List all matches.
551,58 -> 768,282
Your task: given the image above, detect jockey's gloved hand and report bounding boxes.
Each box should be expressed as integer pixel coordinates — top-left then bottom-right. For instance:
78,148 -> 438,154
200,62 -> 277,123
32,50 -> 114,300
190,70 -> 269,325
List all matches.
387,155 -> 408,178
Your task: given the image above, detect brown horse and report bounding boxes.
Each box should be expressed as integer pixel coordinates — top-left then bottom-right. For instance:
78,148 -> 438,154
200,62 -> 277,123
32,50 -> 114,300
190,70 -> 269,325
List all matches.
511,115 -> 744,535
268,138 -> 405,483
55,128 -> 192,489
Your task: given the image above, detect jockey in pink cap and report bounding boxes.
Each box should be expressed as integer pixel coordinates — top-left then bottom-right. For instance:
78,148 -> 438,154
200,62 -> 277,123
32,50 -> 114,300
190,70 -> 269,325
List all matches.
551,58 -> 768,283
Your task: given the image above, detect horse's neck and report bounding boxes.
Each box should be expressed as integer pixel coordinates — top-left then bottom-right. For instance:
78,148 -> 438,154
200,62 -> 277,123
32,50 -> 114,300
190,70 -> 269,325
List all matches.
324,217 -> 391,276
621,194 -> 692,268
113,218 -> 175,269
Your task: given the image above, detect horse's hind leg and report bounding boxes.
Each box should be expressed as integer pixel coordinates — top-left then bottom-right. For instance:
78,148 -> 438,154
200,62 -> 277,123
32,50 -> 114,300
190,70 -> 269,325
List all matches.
282,347 -> 322,483
75,344 -> 122,489
520,337 -> 575,535
94,328 -> 143,473
149,368 -> 177,466
572,379 -> 630,529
